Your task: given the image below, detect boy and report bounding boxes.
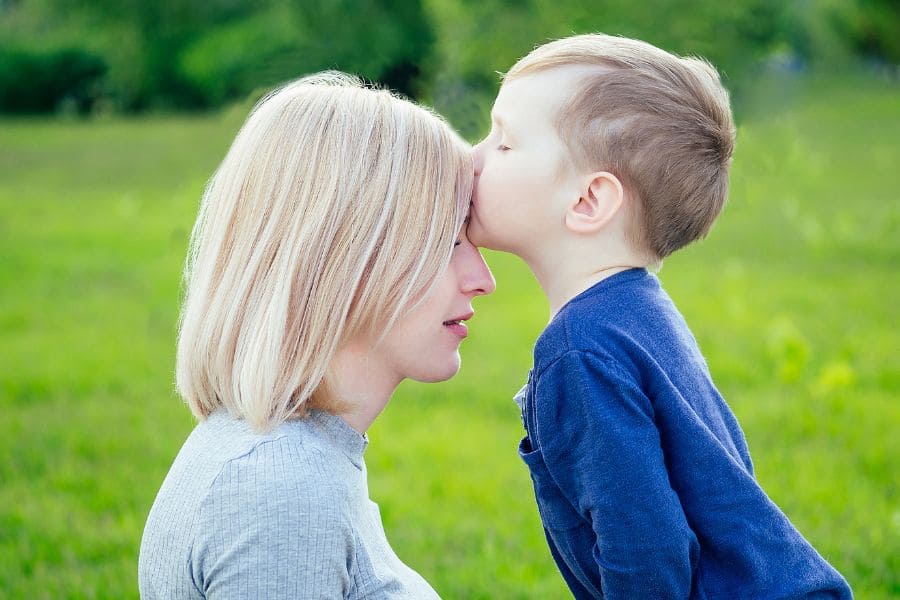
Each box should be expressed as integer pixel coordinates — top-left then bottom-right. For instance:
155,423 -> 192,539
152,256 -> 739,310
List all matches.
469,34 -> 852,598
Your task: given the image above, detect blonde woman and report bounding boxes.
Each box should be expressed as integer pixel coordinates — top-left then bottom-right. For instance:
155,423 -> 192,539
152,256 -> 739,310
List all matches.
138,72 -> 494,599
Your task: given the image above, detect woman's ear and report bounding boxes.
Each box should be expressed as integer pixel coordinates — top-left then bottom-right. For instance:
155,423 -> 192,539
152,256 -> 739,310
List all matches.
564,171 -> 625,234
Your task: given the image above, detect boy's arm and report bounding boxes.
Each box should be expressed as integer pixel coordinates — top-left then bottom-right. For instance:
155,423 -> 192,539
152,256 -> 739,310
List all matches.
534,350 -> 699,599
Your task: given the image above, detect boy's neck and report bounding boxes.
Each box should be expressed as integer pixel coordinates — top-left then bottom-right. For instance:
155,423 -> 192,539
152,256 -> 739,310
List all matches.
525,243 -> 648,317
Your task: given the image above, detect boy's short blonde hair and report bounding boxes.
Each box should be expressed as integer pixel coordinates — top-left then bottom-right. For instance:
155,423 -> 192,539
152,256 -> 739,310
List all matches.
506,34 -> 735,261
176,72 -> 471,432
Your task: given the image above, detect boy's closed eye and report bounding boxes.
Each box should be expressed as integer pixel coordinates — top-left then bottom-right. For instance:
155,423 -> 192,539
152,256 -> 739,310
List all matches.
490,130 -> 513,152
485,115 -> 514,151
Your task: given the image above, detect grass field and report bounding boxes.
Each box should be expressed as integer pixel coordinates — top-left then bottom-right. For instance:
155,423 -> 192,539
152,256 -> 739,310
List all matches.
1,74 -> 898,598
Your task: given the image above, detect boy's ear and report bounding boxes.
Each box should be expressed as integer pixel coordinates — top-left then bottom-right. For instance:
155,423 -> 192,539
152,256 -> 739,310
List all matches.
564,171 -> 625,234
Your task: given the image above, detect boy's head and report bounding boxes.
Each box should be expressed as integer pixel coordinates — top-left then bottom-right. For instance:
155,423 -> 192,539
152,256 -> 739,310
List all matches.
470,33 -> 736,266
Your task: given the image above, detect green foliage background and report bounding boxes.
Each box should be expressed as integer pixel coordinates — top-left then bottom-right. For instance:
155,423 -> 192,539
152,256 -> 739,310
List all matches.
1,0 -> 899,118
1,1 -> 899,598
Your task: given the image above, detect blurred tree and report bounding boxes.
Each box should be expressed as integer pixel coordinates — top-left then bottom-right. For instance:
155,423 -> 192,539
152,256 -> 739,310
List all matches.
0,0 -> 254,110
177,3 -> 306,108
179,0 -> 435,107
292,0 -> 434,97
0,0 -> 896,114
0,45 -> 105,113
0,0 -> 435,112
846,0 -> 900,63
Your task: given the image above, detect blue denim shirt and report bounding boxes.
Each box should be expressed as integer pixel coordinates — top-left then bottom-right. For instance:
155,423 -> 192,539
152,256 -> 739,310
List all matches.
518,268 -> 852,599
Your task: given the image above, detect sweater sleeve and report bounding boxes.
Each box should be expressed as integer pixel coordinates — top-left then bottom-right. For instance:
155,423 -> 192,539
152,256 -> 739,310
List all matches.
191,439 -> 355,599
533,350 -> 699,599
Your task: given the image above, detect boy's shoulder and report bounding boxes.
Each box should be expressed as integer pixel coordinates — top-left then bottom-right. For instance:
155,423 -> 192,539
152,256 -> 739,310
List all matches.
534,268 -> 667,368
533,267 -> 704,391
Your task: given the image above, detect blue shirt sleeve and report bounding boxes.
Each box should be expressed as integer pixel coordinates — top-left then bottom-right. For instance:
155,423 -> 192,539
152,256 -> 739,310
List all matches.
533,350 -> 700,599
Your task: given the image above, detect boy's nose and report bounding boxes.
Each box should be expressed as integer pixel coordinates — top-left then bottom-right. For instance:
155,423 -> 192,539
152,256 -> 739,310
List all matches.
472,142 -> 484,177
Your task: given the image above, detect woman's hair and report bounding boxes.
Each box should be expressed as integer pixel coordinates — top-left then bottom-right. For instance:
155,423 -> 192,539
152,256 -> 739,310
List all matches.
176,71 -> 471,432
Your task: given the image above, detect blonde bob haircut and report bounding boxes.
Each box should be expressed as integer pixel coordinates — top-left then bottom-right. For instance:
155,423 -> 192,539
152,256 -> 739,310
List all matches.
176,71 -> 471,432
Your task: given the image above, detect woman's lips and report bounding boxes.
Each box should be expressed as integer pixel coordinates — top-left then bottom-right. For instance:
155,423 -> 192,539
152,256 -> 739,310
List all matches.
443,321 -> 469,338
443,311 -> 473,338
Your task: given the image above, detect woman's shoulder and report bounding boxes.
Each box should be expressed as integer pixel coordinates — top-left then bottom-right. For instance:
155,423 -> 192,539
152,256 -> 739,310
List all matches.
195,411 -> 351,499
173,415 -> 359,596
142,412 -> 357,590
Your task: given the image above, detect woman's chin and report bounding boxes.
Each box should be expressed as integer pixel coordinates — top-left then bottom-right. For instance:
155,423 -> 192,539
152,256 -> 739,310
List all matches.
408,354 -> 462,383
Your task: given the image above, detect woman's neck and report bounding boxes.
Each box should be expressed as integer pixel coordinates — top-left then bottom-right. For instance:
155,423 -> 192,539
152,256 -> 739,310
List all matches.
326,341 -> 400,433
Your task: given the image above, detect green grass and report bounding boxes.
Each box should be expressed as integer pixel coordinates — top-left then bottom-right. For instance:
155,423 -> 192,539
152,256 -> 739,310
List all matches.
1,74 -> 898,598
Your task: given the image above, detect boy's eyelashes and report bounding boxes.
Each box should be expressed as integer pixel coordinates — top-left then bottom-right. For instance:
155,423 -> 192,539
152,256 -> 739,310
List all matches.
478,128 -> 510,151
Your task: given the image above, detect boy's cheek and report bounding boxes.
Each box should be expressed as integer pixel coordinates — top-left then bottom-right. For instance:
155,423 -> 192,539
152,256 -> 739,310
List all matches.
468,181 -> 492,246
467,204 -> 506,250
466,211 -> 490,247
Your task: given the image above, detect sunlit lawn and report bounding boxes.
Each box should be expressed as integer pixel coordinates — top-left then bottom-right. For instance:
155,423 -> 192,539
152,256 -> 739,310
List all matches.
1,74 -> 897,598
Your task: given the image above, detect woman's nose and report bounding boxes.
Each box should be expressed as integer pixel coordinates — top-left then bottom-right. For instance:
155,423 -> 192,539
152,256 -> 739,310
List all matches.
461,247 -> 496,297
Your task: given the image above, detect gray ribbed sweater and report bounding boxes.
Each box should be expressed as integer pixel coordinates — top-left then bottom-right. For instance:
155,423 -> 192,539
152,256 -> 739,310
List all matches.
138,409 -> 440,599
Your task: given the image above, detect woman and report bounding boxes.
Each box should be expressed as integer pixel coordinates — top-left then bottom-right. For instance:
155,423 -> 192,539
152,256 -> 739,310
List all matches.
138,72 -> 494,598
